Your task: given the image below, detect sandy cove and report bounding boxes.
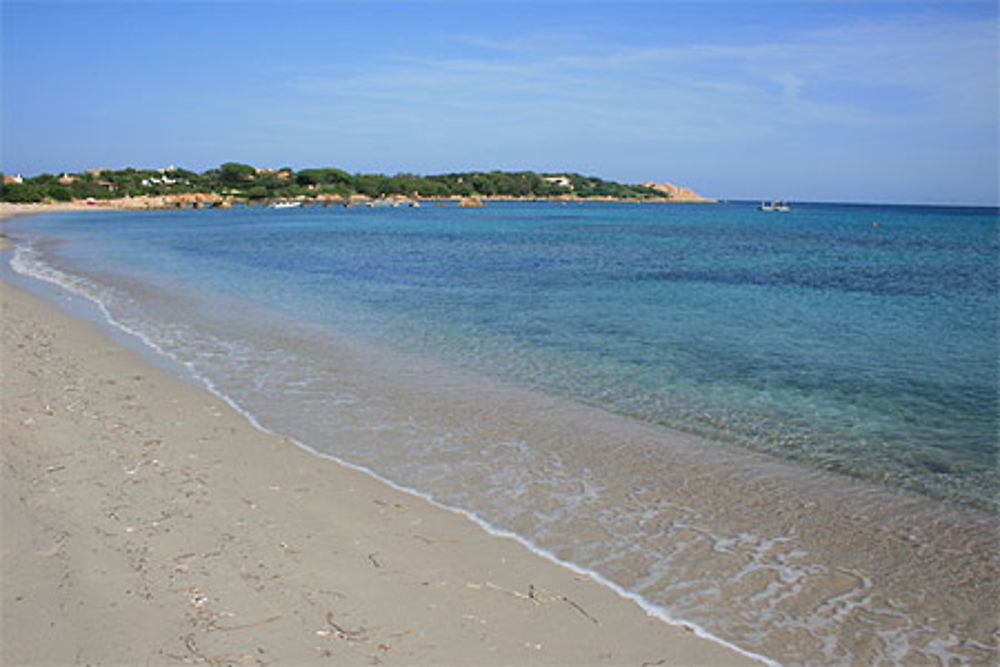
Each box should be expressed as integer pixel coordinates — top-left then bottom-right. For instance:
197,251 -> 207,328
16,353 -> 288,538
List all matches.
0,280 -> 755,665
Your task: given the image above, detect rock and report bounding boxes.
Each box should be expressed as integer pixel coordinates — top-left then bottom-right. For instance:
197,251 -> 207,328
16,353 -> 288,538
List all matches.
641,181 -> 714,203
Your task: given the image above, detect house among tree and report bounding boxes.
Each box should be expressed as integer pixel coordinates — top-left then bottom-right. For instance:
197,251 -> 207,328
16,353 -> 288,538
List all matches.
142,173 -> 178,187
543,175 -> 573,189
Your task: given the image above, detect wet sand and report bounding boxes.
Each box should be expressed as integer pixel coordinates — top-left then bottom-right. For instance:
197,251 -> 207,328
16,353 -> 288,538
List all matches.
0,280 -> 757,664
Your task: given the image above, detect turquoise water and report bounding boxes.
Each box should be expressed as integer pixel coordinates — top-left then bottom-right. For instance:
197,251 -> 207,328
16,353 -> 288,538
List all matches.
11,202 -> 997,508
5,201 -> 999,664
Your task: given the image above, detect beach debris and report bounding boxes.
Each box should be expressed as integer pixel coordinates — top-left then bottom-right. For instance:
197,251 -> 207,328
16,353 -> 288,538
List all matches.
181,633 -> 254,664
470,579 -> 599,624
561,595 -> 599,625
413,533 -> 457,545
488,580 -> 542,605
171,552 -> 197,571
318,611 -> 363,640
208,614 -> 281,633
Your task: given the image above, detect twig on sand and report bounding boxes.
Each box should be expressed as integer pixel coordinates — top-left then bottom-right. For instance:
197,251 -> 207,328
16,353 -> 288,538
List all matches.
320,611 -> 363,640
208,615 -> 281,632
203,655 -> 254,665
182,634 -> 253,663
561,595 -> 599,625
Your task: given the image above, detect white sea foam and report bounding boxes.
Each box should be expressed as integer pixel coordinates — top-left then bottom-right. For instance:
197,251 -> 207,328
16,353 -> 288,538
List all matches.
8,233 -> 995,666
7,242 -> 778,666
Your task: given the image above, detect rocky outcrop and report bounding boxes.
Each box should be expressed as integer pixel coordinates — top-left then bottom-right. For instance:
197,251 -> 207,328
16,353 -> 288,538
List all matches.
641,182 -> 714,203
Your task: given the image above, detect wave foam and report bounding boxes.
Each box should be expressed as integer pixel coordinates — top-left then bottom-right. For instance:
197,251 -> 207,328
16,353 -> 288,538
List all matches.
7,242 -> 777,666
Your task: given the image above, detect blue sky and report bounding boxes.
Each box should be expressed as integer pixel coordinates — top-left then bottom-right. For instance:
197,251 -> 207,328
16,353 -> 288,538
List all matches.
2,1 -> 997,204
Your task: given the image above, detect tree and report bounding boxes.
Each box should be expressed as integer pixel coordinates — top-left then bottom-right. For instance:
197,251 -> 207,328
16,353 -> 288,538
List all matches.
218,162 -> 257,185
1,182 -> 44,203
46,184 -> 74,201
296,170 -> 320,186
243,185 -> 269,200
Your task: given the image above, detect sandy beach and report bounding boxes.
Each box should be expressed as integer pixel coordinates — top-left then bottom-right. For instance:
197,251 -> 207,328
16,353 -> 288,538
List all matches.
0,279 -> 756,664
0,201 -> 124,219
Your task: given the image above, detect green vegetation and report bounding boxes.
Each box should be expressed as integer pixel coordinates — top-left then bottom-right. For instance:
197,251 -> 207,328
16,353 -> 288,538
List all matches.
1,164 -> 666,203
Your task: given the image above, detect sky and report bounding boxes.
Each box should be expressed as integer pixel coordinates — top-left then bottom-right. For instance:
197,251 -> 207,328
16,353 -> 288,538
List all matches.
2,1 -> 997,205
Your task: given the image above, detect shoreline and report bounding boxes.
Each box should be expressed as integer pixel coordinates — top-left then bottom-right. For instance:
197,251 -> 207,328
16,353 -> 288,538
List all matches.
4,207 -> 998,663
0,191 -> 715,220
0,278 -> 757,664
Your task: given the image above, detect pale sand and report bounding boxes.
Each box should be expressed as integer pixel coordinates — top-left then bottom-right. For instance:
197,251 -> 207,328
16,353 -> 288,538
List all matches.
0,202 -> 119,219
0,280 -> 756,665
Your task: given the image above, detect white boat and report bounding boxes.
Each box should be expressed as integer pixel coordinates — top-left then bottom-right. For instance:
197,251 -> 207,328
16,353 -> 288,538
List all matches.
267,200 -> 302,209
758,200 -> 790,212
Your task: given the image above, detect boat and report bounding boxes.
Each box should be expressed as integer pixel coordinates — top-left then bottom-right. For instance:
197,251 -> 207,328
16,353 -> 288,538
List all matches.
758,200 -> 790,212
267,200 -> 302,209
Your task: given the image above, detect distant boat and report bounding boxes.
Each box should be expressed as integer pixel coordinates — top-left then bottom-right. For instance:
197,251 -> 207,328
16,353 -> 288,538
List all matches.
267,200 -> 302,209
758,200 -> 790,212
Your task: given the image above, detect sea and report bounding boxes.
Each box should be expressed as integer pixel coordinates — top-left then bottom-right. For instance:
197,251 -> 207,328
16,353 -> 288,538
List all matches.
4,200 -> 998,664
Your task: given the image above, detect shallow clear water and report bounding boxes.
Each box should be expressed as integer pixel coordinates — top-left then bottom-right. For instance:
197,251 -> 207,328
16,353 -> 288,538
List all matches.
5,202 -> 999,664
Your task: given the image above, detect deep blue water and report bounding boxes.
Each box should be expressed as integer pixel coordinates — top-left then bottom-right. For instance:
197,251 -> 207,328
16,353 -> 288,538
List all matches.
8,201 -> 998,509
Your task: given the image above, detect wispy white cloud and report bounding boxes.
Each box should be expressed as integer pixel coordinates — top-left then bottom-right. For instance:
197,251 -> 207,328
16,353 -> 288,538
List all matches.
273,11 -> 996,201
287,12 -> 996,146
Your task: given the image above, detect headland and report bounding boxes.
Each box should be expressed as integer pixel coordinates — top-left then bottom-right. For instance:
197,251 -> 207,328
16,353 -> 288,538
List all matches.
2,164 -> 714,212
